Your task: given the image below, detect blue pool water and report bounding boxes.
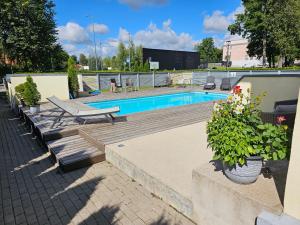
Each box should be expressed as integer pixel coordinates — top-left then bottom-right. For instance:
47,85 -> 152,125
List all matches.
87,92 -> 228,116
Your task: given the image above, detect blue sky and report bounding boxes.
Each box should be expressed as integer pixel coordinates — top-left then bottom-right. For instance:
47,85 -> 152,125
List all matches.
54,0 -> 243,56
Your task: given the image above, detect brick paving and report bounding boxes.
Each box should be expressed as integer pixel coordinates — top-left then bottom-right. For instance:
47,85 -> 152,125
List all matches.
0,97 -> 195,225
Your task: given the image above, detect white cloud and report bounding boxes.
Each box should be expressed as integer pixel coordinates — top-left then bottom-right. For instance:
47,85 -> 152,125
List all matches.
132,19 -> 196,51
119,0 -> 167,9
118,27 -> 130,42
62,43 -> 90,56
203,5 -> 244,34
87,23 -> 109,34
57,22 -> 90,44
62,43 -> 77,53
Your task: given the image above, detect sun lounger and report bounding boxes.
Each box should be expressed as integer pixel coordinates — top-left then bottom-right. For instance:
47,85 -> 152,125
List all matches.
220,78 -> 231,90
47,96 -> 120,127
203,76 -> 216,90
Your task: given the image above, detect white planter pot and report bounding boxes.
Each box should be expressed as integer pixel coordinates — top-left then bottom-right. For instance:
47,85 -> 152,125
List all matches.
223,156 -> 263,184
29,105 -> 40,114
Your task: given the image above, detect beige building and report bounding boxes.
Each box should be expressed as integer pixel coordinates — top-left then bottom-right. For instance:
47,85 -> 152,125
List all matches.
223,39 -> 263,68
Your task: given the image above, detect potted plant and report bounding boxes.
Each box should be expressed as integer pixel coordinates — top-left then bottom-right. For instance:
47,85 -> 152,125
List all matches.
207,86 -> 289,184
15,83 -> 26,106
23,76 -> 41,114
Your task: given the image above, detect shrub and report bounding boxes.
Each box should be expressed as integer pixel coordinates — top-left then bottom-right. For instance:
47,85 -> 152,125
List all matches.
15,83 -> 25,101
207,87 -> 289,166
67,57 -> 79,97
23,76 -> 41,106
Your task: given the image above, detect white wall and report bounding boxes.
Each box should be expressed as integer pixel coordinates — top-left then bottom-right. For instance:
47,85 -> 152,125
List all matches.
8,74 -> 69,103
284,88 -> 300,220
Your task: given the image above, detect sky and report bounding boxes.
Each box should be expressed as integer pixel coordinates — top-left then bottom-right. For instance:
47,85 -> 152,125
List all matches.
54,0 -> 243,57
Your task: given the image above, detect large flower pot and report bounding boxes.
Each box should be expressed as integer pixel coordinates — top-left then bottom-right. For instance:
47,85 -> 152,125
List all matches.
29,105 -> 40,114
223,156 -> 263,184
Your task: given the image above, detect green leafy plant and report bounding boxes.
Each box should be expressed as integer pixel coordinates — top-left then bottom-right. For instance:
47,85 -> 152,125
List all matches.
67,57 -> 79,97
15,83 -> 25,101
22,76 -> 41,106
207,87 -> 289,166
256,123 -> 289,160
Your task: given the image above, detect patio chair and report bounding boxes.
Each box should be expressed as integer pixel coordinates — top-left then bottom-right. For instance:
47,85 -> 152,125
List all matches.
110,79 -> 122,93
203,76 -> 216,90
125,78 -> 135,92
166,76 -> 172,87
273,99 -> 298,129
47,96 -> 120,127
220,78 -> 231,90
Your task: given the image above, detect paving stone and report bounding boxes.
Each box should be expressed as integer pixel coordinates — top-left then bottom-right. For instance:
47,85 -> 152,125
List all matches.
0,98 -> 195,225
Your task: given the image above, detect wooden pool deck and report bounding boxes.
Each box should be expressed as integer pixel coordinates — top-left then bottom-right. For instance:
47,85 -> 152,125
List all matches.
22,87 -> 227,171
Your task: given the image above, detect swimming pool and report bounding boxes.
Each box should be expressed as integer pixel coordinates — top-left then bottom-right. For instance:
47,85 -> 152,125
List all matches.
87,92 -> 228,116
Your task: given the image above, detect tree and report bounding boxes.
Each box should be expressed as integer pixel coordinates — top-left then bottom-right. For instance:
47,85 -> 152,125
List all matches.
111,56 -> 118,70
79,54 -> 88,66
51,45 -> 69,71
67,57 -> 79,97
143,60 -> 150,72
128,38 -> 135,71
71,55 -> 78,64
88,56 -> 101,71
195,38 -> 222,63
228,0 -> 300,67
102,57 -> 112,69
116,42 -> 128,71
133,46 -> 144,72
267,0 -> 300,67
23,76 -> 41,106
0,0 -> 62,71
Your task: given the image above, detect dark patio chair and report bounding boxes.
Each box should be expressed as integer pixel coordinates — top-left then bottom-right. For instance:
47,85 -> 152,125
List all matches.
166,76 -> 172,87
274,99 -> 298,129
220,78 -> 231,90
110,79 -> 122,92
203,76 -> 216,90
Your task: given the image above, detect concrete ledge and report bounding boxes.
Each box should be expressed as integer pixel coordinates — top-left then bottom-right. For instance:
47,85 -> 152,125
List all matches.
257,211 -> 300,225
192,163 -> 283,225
105,147 -> 193,218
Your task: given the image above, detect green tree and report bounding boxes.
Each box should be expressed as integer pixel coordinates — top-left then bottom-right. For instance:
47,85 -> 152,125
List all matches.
79,54 -> 88,65
128,38 -> 135,71
111,56 -> 118,70
67,57 -> 79,97
133,46 -> 144,72
102,57 -> 112,69
228,0 -> 300,67
267,0 -> 300,67
88,56 -> 101,71
143,60 -> 150,72
0,0 -> 61,71
71,55 -> 78,64
51,45 -> 69,71
195,38 -> 222,63
116,42 -> 128,71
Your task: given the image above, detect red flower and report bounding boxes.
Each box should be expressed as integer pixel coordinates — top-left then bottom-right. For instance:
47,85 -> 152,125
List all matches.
276,116 -> 286,124
233,86 -> 242,94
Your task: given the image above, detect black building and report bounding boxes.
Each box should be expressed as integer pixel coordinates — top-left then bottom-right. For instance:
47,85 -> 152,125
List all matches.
142,48 -> 200,70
